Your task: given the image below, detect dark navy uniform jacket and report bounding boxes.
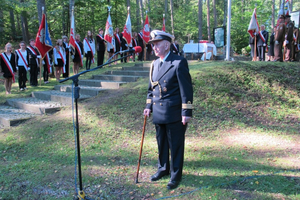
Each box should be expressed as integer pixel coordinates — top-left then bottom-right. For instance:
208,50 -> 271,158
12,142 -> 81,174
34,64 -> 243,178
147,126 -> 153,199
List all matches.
146,52 -> 193,124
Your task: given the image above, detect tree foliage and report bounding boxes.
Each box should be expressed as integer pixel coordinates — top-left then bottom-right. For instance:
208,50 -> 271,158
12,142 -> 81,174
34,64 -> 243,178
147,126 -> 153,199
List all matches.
1,0 -> 300,53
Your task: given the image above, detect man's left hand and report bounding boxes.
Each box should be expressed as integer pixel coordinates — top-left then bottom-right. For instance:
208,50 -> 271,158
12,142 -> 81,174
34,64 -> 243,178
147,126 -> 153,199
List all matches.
182,116 -> 191,125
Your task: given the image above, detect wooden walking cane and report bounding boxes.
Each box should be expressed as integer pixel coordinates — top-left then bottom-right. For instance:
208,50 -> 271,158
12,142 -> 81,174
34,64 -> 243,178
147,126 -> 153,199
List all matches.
135,115 -> 147,184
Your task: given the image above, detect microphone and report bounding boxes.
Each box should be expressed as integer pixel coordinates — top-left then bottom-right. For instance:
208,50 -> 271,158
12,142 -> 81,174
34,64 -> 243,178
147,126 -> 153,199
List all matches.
119,46 -> 142,54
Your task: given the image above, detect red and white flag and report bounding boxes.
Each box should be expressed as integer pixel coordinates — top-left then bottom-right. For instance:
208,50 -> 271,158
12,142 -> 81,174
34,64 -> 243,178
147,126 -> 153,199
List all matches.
104,12 -> 114,47
122,12 -> 132,45
35,13 -> 52,59
69,9 -> 83,66
162,14 -> 166,32
247,8 -> 259,37
142,15 -> 150,44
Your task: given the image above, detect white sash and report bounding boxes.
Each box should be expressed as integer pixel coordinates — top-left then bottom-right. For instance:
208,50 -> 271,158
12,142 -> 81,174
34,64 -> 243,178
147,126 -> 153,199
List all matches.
27,46 -> 39,65
259,31 -> 266,43
57,48 -> 66,73
84,38 -> 95,63
16,50 -> 29,71
0,53 -> 15,82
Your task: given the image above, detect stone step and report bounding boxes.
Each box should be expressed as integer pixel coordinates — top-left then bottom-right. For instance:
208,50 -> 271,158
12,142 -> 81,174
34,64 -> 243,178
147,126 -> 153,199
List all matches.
32,90 -> 92,105
105,70 -> 149,76
134,63 -> 151,67
54,85 -> 107,96
92,75 -> 140,82
121,66 -> 150,71
0,105 -> 38,128
78,79 -> 125,89
6,98 -> 63,114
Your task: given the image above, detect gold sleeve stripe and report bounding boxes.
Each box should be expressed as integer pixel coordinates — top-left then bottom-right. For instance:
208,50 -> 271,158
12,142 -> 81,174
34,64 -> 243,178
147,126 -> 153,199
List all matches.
146,99 -> 152,104
182,104 -> 193,109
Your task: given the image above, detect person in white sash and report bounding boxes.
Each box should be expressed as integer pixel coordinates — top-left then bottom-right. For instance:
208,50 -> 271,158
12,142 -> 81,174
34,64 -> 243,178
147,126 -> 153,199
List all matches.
15,41 -> 29,91
1,43 -> 16,94
53,39 -> 66,81
83,30 -> 95,70
71,34 -> 84,75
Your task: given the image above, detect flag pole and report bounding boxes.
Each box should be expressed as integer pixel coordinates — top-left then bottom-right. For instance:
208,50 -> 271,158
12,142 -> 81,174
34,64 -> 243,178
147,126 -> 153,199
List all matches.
70,6 -> 74,75
253,6 -> 257,62
40,7 -> 44,86
144,11 -> 148,61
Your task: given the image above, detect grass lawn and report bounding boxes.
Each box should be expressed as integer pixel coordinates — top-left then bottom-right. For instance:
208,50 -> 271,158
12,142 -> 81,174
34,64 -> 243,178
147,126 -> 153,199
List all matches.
0,60 -> 299,200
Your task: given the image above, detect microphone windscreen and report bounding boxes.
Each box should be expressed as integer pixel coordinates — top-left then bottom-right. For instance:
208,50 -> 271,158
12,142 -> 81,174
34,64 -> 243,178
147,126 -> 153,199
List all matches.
134,46 -> 142,53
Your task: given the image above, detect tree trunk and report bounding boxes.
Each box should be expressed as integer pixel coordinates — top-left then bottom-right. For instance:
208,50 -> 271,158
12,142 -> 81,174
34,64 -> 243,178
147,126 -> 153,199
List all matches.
36,0 -> 46,24
290,0 -> 293,11
223,0 -> 227,26
139,0 -> 144,26
127,0 -> 130,7
198,0 -> 203,40
136,0 -> 141,29
272,0 -> 275,28
147,0 -> 151,13
10,10 -> 17,40
207,0 -> 211,42
20,0 -> 30,42
213,0 -> 217,28
241,0 -> 244,20
165,0 -> 168,25
0,9 -> 3,45
170,0 -> 174,35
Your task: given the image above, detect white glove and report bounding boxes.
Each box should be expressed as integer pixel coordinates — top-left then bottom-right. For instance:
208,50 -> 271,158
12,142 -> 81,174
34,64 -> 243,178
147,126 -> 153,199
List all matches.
285,40 -> 289,44
37,55 -> 41,58
275,40 -> 279,45
81,55 -> 83,59
71,55 -> 74,59
249,45 -> 251,48
182,116 -> 191,125
16,67 -> 18,70
263,43 -> 266,46
28,67 -> 30,70
143,109 -> 151,117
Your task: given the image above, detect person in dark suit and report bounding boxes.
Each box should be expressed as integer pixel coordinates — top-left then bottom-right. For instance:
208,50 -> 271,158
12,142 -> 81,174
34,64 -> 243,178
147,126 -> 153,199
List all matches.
71,34 -> 84,75
27,39 -> 40,86
143,30 -> 193,190
267,27 -> 276,61
15,41 -> 30,91
96,28 -> 106,66
121,34 -> 128,63
284,14 -> 294,62
137,29 -> 144,61
171,40 -> 180,55
257,25 -> 268,61
62,36 -> 70,78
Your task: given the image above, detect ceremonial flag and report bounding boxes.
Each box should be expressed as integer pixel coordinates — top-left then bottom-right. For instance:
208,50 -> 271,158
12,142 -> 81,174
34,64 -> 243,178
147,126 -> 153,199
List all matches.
104,12 -> 114,47
69,8 -> 83,66
35,13 -> 52,59
122,12 -> 132,45
284,0 -> 290,16
162,14 -> 165,32
247,8 -> 259,37
142,15 -> 150,44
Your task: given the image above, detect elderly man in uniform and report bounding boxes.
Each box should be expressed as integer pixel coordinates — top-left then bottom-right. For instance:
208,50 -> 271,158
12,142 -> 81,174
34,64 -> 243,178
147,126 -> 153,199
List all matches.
274,15 -> 286,62
143,30 -> 193,190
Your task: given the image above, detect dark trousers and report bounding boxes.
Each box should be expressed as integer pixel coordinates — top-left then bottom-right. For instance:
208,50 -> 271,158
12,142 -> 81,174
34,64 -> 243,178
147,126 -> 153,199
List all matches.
43,64 -> 49,82
285,42 -> 292,61
63,52 -> 69,78
120,53 -> 127,63
30,64 -> 38,86
97,51 -> 105,66
155,121 -> 187,181
138,49 -> 144,61
258,46 -> 266,61
18,66 -> 27,89
274,41 -> 283,61
86,51 -> 93,70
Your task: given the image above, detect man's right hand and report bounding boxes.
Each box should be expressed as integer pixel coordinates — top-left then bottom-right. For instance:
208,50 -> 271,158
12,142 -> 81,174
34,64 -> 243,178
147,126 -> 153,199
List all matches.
143,109 -> 151,117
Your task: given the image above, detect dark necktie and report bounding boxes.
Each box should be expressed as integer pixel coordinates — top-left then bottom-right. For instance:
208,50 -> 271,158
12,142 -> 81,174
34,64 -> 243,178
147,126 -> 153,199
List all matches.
159,61 -> 163,71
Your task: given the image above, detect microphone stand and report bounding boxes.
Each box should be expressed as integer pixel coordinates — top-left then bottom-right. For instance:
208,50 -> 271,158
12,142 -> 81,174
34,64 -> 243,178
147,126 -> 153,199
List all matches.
60,53 -> 132,200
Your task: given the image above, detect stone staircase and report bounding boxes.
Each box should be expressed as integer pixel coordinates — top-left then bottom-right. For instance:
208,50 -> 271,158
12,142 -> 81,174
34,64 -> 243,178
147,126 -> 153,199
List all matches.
0,63 -> 150,128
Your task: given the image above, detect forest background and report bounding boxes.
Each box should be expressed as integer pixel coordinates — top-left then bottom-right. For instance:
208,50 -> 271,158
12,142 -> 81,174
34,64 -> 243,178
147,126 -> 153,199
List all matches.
0,0 -> 300,54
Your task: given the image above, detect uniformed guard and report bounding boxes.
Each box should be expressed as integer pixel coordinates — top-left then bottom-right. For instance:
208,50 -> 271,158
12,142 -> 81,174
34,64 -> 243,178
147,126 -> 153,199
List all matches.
257,25 -> 268,61
96,28 -> 106,66
292,27 -> 300,61
274,4 -> 286,62
284,12 -> 294,62
143,30 -> 193,190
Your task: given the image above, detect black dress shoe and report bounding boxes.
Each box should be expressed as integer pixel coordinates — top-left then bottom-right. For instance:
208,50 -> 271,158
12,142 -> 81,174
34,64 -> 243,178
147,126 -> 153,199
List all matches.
167,180 -> 180,190
150,172 -> 169,181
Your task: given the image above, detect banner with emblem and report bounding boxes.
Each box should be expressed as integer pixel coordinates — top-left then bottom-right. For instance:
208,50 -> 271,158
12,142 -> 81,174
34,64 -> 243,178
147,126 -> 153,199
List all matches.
284,0 -> 290,16
104,7 -> 114,48
122,8 -> 132,46
142,14 -> 150,44
247,8 -> 259,37
35,13 -> 53,59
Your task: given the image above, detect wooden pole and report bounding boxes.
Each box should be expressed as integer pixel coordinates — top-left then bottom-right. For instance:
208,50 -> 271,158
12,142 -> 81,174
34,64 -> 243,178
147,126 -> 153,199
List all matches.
135,115 -> 147,183
254,35 -> 257,61
40,7 -> 44,86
